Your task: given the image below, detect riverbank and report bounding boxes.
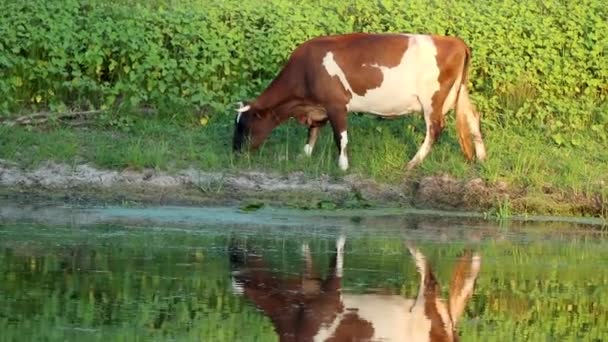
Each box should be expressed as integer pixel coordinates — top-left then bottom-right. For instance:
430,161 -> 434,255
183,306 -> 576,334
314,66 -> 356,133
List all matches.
0,156 -> 605,219
1,112 -> 607,218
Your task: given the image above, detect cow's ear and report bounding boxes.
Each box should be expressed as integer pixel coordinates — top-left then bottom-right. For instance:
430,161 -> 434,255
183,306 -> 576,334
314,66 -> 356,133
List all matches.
448,250 -> 481,325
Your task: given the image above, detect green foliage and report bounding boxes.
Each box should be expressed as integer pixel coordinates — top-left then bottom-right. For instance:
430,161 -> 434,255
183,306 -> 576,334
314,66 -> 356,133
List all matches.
0,0 -> 607,145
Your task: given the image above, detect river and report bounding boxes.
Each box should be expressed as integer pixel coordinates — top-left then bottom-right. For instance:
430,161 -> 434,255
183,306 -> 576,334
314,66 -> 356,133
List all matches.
1,205 -> 606,341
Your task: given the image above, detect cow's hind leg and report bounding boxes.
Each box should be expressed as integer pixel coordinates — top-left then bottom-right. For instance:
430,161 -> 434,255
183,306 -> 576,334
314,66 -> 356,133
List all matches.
323,235 -> 345,292
407,244 -> 440,312
406,244 -> 428,306
304,127 -> 319,156
462,89 -> 486,161
406,100 -> 443,170
304,120 -> 327,157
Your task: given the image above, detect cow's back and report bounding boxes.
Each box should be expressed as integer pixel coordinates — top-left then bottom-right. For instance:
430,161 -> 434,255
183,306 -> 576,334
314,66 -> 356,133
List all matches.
296,33 -> 454,116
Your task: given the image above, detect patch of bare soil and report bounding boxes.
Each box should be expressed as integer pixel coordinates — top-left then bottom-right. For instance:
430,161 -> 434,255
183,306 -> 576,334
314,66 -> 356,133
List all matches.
0,160 -> 605,217
0,160 -> 401,207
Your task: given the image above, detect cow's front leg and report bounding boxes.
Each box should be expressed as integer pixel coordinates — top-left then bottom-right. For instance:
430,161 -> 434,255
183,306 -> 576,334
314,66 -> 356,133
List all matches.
406,100 -> 441,170
322,235 -> 346,292
301,242 -> 321,296
304,126 -> 320,157
337,130 -> 349,171
335,235 -> 345,278
327,106 -> 349,171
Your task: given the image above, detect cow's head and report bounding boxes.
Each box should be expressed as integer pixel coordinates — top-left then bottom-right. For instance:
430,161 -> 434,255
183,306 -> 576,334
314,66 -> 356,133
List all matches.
232,102 -> 275,152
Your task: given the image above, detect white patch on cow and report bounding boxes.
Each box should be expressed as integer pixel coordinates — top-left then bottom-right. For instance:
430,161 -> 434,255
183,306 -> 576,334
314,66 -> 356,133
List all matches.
313,310 -> 346,342
235,104 -> 250,124
435,299 -> 454,339
443,73 -> 462,115
406,101 -> 433,169
362,62 -> 381,68
458,86 -> 487,161
475,138 -> 487,161
301,242 -> 310,256
303,144 -> 313,156
231,276 -> 244,295
409,248 -> 426,274
338,131 -> 348,171
322,35 -> 441,117
471,253 -> 481,273
336,235 -> 346,250
338,155 -> 348,171
237,105 -> 250,113
336,235 -> 345,278
407,244 -> 430,307
323,52 -> 350,93
457,253 -> 481,305
466,112 -> 486,161
313,295 -> 432,342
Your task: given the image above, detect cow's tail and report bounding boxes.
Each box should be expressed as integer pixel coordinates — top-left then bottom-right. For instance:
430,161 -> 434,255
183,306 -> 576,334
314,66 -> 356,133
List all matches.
454,46 -> 475,161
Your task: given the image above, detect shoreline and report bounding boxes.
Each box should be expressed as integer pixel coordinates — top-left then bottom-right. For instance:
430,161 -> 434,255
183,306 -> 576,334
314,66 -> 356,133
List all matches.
1,160 -> 605,219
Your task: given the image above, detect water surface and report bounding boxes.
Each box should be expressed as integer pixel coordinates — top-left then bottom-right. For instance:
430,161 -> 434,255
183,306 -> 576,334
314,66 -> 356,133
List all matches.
1,206 -> 607,341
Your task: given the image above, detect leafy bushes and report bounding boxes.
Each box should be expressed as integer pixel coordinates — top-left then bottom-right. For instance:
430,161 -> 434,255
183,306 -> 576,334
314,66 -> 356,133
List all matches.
1,0 -> 607,144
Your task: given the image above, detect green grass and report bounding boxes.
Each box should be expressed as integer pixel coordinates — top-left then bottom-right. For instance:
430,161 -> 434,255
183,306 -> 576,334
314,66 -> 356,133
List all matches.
1,112 -> 607,217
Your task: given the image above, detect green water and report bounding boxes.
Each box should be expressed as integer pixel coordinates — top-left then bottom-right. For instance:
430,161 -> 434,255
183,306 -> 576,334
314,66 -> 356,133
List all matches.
1,206 -> 607,341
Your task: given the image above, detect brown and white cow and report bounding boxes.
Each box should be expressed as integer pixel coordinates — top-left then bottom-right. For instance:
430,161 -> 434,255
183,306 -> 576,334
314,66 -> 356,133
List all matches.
229,236 -> 481,341
232,33 -> 486,170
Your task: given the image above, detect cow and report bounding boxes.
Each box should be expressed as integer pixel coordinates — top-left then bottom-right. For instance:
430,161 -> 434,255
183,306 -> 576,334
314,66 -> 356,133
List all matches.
229,236 -> 481,342
232,33 -> 487,171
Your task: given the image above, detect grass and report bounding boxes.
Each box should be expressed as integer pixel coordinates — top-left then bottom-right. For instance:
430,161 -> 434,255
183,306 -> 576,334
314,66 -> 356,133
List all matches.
1,111 -> 607,217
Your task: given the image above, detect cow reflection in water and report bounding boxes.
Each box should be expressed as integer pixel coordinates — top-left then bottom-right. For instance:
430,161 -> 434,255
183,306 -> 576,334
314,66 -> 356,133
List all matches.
229,236 -> 480,342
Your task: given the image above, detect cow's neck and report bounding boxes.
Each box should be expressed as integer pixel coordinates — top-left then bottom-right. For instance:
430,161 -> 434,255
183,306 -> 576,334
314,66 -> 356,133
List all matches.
252,66 -> 312,124
246,98 -> 301,129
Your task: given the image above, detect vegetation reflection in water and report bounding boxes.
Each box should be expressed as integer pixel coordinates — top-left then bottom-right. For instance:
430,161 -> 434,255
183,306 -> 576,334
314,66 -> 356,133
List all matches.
0,216 -> 607,341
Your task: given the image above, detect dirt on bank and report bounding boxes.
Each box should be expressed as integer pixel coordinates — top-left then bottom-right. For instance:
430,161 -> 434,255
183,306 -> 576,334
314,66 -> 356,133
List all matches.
0,160 -> 605,217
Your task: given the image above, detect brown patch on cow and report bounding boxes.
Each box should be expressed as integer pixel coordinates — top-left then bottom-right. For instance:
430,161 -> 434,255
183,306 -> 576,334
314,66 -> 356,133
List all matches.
449,250 -> 473,297
302,278 -> 322,296
431,36 -> 475,160
330,34 -> 410,97
290,102 -> 328,127
423,263 -> 452,342
430,36 -> 468,142
448,250 -> 478,326
326,312 -> 375,342
455,106 -> 474,161
230,240 -> 346,342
